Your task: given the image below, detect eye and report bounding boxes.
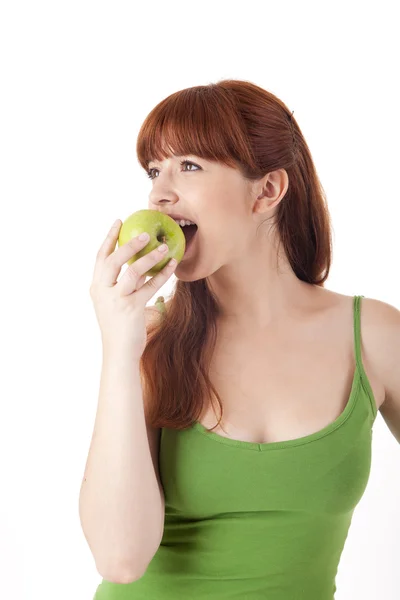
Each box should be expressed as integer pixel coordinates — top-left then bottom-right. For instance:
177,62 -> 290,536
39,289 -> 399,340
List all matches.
146,160 -> 201,180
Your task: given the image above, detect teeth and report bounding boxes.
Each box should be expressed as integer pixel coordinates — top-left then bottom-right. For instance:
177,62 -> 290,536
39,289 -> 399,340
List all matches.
173,219 -> 196,227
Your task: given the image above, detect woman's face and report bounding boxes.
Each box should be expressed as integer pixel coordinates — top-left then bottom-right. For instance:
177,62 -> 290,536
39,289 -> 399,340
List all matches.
147,153 -> 259,280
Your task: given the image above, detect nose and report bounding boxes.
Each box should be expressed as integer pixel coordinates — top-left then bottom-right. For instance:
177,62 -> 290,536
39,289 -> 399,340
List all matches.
149,189 -> 180,210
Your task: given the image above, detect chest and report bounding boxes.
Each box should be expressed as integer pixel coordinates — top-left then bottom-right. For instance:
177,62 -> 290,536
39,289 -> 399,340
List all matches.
198,310 -> 383,444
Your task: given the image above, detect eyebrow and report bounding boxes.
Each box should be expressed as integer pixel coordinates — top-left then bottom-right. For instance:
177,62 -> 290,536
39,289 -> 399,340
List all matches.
148,155 -> 191,166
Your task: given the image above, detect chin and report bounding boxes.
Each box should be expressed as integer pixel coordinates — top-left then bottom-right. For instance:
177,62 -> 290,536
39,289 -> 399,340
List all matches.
174,269 -> 206,283
175,257 -> 224,284
173,256 -> 210,282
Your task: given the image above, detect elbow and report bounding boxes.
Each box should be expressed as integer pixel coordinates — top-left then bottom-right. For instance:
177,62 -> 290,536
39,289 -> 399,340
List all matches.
110,570 -> 145,585
93,521 -> 164,584
97,551 -> 157,585
97,562 -> 145,585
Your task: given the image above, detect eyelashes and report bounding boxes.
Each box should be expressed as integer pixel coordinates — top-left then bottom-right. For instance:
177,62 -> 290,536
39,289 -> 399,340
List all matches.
147,160 -> 201,180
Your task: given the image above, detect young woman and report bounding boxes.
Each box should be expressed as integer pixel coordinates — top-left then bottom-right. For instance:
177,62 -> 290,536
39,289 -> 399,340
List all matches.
82,79 -> 400,600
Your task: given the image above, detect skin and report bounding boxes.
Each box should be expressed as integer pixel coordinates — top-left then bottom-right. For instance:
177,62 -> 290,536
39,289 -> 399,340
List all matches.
146,152 -> 400,442
147,153 -> 322,333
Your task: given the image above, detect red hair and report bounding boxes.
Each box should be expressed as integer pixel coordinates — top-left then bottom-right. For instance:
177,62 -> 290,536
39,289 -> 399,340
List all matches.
137,79 -> 333,432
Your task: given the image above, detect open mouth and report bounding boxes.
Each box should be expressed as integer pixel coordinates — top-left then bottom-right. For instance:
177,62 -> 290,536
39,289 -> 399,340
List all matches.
182,224 -> 198,244
181,224 -> 198,254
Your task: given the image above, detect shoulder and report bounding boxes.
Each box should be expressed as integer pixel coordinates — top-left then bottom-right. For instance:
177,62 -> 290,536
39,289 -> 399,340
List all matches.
323,293 -> 392,409
144,305 -> 163,326
359,296 -> 400,358
360,296 -> 400,437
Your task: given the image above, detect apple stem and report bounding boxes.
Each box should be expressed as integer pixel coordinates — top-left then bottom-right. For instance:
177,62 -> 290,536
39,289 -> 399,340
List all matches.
155,296 -> 166,316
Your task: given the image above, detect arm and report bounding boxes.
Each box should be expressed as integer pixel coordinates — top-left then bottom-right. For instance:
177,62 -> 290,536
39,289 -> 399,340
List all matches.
367,298 -> 400,443
78,312 -> 165,583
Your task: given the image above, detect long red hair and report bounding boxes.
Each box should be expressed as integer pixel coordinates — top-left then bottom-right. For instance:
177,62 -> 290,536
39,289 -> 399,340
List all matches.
137,79 -> 333,432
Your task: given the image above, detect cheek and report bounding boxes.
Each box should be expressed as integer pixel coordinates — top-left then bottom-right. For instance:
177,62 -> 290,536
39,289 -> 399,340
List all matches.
205,214 -> 248,256
199,186 -> 251,248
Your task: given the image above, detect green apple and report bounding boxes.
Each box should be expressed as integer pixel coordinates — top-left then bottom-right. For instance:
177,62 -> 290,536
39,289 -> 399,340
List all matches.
118,209 -> 186,277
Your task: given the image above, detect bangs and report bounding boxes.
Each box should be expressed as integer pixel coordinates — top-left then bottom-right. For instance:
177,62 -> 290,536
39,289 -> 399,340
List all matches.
136,85 -> 256,175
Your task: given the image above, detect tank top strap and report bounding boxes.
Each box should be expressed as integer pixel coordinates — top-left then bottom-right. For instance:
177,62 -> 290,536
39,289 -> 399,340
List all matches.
353,295 -> 364,371
353,294 -> 378,421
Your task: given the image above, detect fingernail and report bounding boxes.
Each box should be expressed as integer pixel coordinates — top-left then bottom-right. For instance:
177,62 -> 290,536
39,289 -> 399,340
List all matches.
139,232 -> 149,241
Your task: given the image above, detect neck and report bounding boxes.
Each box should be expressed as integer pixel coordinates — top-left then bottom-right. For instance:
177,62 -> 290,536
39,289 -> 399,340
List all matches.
206,240 -> 321,332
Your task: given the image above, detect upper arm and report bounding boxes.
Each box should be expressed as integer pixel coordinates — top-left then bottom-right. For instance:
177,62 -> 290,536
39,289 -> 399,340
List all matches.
367,298 -> 400,443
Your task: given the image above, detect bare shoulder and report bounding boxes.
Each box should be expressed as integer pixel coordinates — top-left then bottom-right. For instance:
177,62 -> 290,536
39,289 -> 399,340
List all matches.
357,296 -> 400,437
317,290 -> 391,412
355,295 -> 400,382
353,295 -> 400,415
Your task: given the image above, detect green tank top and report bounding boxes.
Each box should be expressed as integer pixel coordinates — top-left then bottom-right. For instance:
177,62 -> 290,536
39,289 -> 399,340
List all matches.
94,295 -> 378,599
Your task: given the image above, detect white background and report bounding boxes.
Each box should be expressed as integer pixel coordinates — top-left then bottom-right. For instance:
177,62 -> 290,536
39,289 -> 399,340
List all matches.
1,1 -> 399,599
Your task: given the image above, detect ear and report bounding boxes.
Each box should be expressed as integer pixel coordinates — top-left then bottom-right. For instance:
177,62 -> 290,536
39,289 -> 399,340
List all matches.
252,169 -> 289,214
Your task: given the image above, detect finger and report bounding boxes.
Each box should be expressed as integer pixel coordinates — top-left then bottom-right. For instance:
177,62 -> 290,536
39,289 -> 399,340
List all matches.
116,243 -> 172,295
118,254 -> 177,299
92,219 -> 121,282
136,274 -> 146,289
97,219 -> 122,259
95,231 -> 153,287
